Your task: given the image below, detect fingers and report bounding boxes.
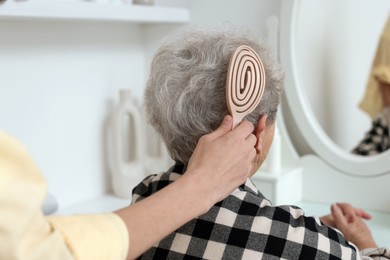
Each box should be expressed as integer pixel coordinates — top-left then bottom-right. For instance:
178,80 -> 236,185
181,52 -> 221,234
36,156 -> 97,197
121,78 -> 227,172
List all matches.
241,147 -> 257,180
248,146 -> 257,163
331,204 -> 348,229
335,203 -> 372,222
336,203 -> 356,223
354,208 -> 372,220
208,115 -> 233,139
231,120 -> 255,139
207,116 -> 254,142
246,133 -> 257,147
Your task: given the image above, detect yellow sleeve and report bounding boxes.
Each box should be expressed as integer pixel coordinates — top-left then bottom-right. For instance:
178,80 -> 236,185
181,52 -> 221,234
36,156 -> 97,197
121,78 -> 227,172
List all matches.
48,214 -> 128,260
0,131 -> 129,260
372,27 -> 390,85
359,15 -> 390,118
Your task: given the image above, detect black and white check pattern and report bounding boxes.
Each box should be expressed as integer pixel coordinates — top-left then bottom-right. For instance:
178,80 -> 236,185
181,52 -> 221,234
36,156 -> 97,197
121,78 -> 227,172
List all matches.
352,108 -> 390,155
132,165 -> 358,260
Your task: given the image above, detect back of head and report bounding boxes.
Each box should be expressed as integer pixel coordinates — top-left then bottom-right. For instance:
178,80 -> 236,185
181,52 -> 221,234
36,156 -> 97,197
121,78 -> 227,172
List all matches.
145,28 -> 283,164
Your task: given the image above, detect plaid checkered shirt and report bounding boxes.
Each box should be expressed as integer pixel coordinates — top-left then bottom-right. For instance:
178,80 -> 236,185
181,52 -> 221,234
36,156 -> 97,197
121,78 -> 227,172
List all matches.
132,164 -> 358,260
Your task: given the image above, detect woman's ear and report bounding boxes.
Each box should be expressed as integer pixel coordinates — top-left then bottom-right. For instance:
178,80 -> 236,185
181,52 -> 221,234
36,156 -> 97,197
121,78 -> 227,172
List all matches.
255,115 -> 267,154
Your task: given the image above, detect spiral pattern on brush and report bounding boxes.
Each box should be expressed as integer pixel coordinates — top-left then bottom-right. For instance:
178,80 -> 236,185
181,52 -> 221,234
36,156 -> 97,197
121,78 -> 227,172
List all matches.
226,45 -> 266,127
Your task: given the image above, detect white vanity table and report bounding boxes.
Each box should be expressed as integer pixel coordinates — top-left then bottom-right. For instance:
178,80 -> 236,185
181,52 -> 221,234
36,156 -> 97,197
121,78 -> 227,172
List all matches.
278,0 -> 390,247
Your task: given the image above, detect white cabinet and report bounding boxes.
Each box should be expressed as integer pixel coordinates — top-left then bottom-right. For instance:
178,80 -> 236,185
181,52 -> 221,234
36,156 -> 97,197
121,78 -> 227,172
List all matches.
252,166 -> 302,206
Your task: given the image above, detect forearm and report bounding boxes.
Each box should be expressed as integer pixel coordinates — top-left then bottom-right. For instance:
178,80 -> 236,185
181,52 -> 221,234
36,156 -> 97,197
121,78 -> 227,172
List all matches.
115,170 -> 213,260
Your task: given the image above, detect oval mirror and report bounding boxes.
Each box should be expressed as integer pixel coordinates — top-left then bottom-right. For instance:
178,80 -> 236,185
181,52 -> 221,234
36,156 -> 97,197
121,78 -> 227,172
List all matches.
280,0 -> 390,176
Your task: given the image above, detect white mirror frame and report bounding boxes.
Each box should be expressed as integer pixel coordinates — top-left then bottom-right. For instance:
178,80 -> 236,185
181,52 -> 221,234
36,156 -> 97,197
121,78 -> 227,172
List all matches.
280,0 -> 390,177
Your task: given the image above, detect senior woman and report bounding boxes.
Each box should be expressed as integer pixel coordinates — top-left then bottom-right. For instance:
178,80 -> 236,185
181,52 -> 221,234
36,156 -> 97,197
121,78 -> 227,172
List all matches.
132,28 -> 384,259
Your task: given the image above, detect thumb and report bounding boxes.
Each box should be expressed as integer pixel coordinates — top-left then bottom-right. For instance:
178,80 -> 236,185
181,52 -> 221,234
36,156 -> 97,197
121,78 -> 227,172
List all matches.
208,115 -> 233,139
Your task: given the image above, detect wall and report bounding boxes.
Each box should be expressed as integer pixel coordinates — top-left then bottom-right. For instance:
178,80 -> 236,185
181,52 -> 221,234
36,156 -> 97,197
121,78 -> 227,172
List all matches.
296,0 -> 390,151
143,0 -> 282,79
0,0 -> 281,209
189,0 -> 280,33
0,20 -> 146,207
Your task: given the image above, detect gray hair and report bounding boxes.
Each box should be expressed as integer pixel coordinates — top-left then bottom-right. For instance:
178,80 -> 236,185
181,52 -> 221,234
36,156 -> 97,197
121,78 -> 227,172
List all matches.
144,28 -> 283,164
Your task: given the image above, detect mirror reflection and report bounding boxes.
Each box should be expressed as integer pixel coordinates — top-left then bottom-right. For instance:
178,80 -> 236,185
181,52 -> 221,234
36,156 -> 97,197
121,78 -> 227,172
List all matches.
295,0 -> 390,155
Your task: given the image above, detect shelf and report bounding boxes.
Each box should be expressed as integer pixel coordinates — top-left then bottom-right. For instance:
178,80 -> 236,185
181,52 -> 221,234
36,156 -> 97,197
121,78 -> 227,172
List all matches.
0,1 -> 189,24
